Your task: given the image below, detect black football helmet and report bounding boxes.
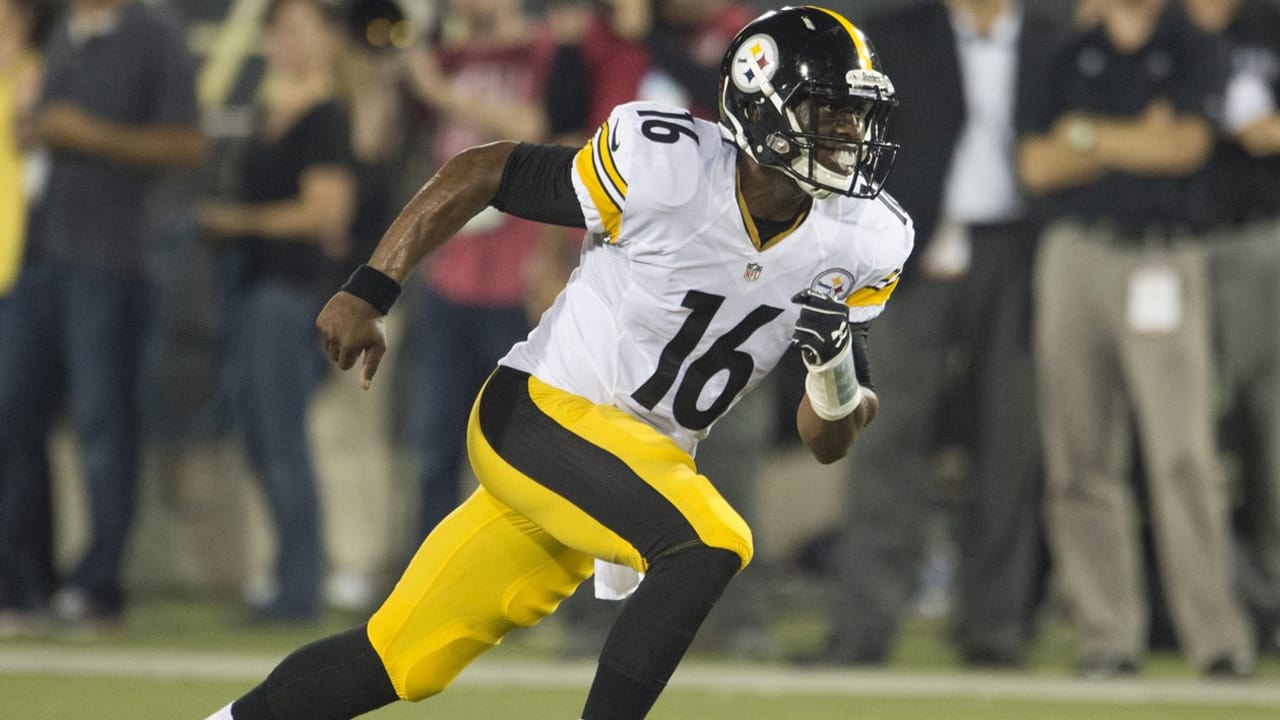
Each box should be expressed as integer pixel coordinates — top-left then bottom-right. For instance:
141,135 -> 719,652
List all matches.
719,6 -> 898,199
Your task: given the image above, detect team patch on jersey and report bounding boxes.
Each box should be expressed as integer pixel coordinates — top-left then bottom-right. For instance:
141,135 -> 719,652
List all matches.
731,34 -> 780,93
809,268 -> 856,301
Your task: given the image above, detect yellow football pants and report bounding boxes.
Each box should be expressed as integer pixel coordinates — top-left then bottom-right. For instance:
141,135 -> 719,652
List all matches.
367,367 -> 752,701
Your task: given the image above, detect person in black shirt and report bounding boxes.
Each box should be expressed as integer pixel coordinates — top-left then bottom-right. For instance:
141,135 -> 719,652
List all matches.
0,0 -> 205,632
200,0 -> 356,623
802,0 -> 1057,669
1018,0 -> 1253,678
1184,0 -> 1280,657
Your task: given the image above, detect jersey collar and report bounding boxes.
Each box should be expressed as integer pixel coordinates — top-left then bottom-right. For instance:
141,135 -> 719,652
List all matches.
734,169 -> 812,252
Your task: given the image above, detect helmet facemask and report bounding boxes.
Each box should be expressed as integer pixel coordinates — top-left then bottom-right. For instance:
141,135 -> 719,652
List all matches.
750,75 -> 897,199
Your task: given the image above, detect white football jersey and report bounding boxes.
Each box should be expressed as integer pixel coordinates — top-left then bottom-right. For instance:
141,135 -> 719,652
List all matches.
500,102 -> 914,454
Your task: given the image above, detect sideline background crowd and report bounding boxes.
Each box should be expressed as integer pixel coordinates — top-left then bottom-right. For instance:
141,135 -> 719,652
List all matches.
2,0 -> 1279,682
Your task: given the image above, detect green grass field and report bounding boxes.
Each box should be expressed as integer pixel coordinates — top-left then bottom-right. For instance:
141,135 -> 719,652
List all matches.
3,676 -> 1278,720
1,598 -> 1277,719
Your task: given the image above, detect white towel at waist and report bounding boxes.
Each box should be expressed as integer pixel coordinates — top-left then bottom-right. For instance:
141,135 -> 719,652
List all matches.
593,559 -> 644,600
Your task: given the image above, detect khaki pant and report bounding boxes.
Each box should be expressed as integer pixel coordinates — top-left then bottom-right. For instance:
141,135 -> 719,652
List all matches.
1209,219 -> 1280,622
1034,220 -> 1252,666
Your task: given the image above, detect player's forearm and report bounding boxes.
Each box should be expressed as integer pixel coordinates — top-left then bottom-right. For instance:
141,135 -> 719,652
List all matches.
796,388 -> 877,464
366,141 -> 515,282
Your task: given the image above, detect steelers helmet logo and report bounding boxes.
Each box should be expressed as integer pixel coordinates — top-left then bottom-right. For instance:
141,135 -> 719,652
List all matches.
731,34 -> 780,93
810,269 -> 856,301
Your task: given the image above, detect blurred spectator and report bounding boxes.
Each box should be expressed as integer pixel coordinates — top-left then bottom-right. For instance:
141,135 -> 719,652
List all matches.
1018,0 -> 1253,677
546,0 -> 753,136
1183,0 -> 1280,656
341,5 -> 413,268
0,0 -> 57,639
200,0 -> 356,623
0,0 -> 49,294
806,0 -> 1056,668
397,0 -> 555,543
0,0 -> 204,632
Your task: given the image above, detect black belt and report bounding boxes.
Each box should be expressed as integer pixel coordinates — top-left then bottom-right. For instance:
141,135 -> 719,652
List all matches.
966,219 -> 1032,239
1066,216 -> 1192,245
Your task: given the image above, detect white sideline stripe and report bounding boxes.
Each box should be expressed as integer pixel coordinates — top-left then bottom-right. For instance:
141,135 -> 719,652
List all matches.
1,648 -> 1279,707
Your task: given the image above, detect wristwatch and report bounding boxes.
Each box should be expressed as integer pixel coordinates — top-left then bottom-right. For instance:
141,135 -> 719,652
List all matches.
1068,118 -> 1098,153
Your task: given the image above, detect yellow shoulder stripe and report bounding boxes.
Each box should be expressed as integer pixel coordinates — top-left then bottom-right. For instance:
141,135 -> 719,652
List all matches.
574,144 -> 623,242
845,275 -> 900,308
597,120 -> 628,198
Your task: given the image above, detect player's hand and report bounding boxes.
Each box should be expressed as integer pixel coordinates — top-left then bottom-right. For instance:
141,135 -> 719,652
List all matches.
316,291 -> 387,390
791,289 -> 851,368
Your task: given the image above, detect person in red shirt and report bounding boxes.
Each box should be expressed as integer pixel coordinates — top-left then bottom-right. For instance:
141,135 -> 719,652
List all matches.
548,0 -> 755,132
400,0 -> 557,541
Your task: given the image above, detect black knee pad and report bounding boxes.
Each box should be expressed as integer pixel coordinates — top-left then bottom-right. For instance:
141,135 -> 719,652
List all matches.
583,544 -> 741,720
599,544 -> 741,686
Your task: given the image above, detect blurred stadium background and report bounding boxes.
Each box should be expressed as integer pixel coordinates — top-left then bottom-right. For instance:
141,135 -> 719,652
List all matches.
3,0 -> 1280,718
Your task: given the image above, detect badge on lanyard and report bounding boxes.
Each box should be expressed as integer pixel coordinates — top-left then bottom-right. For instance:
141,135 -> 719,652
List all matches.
1126,261 -> 1182,335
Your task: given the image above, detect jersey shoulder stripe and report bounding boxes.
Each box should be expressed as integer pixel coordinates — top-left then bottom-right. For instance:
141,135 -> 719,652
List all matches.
836,194 -> 914,321
596,119 -> 628,198
570,102 -> 711,244
845,268 -> 901,308
877,190 -> 910,226
574,121 -> 627,242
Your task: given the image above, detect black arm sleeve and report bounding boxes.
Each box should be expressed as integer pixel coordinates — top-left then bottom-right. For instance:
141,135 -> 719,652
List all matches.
850,321 -> 873,391
491,143 -> 587,229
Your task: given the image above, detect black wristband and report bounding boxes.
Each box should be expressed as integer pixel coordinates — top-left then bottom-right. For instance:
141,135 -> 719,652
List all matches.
340,265 -> 402,315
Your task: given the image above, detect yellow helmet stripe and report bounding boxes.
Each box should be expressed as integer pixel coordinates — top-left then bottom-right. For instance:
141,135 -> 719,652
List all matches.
806,6 -> 873,70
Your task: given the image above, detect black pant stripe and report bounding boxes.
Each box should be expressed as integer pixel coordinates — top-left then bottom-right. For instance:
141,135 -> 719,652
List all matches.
476,366 -> 701,564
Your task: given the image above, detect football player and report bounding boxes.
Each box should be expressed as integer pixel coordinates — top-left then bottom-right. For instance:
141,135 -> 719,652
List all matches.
205,6 -> 912,720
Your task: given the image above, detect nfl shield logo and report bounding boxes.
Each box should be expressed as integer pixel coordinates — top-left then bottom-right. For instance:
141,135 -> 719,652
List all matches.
743,262 -> 763,281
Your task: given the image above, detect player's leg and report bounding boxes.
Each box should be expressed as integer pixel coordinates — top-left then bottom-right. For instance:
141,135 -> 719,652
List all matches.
211,486 -> 594,720
469,367 -> 753,720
